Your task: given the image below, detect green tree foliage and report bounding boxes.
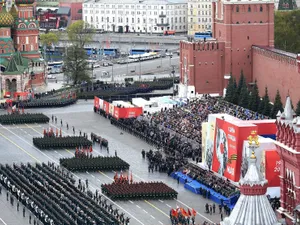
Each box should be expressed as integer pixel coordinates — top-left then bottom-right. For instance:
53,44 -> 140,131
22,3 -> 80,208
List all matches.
64,20 -> 94,85
238,85 -> 249,108
232,77 -> 238,104
225,76 -> 234,103
248,80 -> 260,112
64,46 -> 91,85
296,100 -> 300,116
275,10 -> 300,53
39,32 -> 59,49
237,70 -> 246,97
262,87 -> 272,117
271,90 -> 284,118
67,20 -> 94,48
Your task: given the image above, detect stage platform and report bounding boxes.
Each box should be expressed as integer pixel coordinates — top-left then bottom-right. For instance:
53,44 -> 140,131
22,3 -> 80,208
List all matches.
171,171 -> 239,209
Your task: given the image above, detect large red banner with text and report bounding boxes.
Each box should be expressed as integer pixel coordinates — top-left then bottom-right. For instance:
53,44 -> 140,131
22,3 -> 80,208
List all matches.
94,97 -> 143,119
103,101 -> 110,114
94,96 -> 99,109
265,150 -> 281,187
212,118 -> 257,182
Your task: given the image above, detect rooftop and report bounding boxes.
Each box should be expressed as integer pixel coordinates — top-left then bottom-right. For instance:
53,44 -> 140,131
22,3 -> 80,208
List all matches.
252,45 -> 297,59
221,141 -> 281,225
84,0 -> 187,4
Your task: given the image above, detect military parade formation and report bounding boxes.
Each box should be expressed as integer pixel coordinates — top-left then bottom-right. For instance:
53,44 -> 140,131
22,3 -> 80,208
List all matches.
22,98 -> 77,108
0,112 -> 49,125
60,155 -> 130,172
101,181 -> 178,201
33,136 -> 92,150
0,162 -> 127,225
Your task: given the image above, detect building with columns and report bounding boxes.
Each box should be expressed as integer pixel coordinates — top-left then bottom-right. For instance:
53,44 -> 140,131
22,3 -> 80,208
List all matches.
0,0 -> 45,97
178,0 -> 300,104
275,96 -> 300,225
82,0 -> 188,34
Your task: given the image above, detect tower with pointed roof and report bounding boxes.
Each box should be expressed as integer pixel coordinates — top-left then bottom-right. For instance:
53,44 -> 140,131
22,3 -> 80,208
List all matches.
275,96 -> 300,225
0,0 -> 45,97
221,131 -> 281,225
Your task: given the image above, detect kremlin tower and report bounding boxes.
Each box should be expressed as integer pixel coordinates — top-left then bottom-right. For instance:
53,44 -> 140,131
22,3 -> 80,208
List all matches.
221,131 -> 281,225
0,0 -> 45,98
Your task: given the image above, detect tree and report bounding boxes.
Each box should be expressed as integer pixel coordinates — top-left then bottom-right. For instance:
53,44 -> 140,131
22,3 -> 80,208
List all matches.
232,77 -> 238,104
271,90 -> 284,118
40,32 -> 59,49
248,80 -> 260,112
64,46 -> 91,85
67,20 -> 94,48
237,70 -> 246,96
262,87 -> 272,117
225,75 -> 234,103
296,100 -> 300,116
275,10 -> 300,53
238,85 -> 249,108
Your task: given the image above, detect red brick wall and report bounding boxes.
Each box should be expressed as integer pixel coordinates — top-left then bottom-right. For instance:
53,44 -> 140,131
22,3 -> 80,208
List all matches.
252,48 -> 300,105
214,3 -> 274,84
180,41 -> 225,95
59,2 -> 82,20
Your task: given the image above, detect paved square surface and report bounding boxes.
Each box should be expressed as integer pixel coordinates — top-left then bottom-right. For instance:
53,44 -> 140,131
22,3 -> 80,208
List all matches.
0,100 -> 222,225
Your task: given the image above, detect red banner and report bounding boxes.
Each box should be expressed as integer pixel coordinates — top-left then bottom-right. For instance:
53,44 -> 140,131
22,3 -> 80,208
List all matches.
265,150 -> 281,187
212,118 -> 257,182
94,97 -> 143,119
103,101 -> 110,114
94,96 -> 100,109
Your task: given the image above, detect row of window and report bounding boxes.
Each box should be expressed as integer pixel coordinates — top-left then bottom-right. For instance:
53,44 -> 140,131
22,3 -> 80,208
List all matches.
235,5 -> 264,12
84,10 -> 186,16
188,10 -> 212,16
190,24 -> 211,29
91,24 -> 185,31
86,16 -> 186,24
189,4 -> 212,8
83,4 -> 186,10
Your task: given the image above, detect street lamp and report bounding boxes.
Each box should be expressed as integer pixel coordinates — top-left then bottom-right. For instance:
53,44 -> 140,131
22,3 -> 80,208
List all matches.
139,57 -> 141,81
111,64 -> 114,82
171,66 -> 175,98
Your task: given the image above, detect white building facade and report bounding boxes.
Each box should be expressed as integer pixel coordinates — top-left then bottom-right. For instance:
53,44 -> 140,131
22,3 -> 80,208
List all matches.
82,0 -> 188,33
187,0 -> 212,35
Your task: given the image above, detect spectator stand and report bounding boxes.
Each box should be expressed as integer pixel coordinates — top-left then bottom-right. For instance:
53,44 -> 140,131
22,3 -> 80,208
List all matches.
171,163 -> 240,209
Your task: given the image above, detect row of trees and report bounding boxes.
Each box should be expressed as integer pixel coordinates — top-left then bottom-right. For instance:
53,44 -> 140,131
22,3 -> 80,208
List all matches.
225,71 -> 300,118
275,10 -> 300,53
40,21 -> 94,85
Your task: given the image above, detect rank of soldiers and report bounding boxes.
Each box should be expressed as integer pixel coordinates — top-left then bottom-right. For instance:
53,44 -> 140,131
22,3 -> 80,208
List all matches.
33,136 -> 92,149
91,132 -> 108,147
0,162 -> 123,225
101,181 -> 178,201
60,156 -> 130,172
0,113 -> 49,125
22,98 -> 77,108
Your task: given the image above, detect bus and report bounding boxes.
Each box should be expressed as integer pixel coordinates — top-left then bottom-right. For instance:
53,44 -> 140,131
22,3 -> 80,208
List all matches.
84,47 -> 97,56
128,52 -> 160,62
194,31 -> 212,39
48,61 -> 63,66
129,48 -> 151,55
100,48 -> 121,57
164,30 -> 176,36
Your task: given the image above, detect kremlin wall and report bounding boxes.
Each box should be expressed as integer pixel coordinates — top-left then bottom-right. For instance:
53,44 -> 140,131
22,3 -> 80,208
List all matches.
179,0 -> 300,104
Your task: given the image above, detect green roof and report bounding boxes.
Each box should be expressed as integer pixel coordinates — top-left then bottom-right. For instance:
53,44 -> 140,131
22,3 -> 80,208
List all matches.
2,51 -> 31,75
36,2 -> 59,7
0,57 -> 9,67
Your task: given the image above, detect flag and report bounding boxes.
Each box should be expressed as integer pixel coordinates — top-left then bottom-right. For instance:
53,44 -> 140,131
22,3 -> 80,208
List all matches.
130,171 -> 133,184
89,146 -> 93,153
171,209 -> 177,217
192,208 -> 197,216
114,172 -> 118,181
181,208 -> 188,217
188,209 -> 191,217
